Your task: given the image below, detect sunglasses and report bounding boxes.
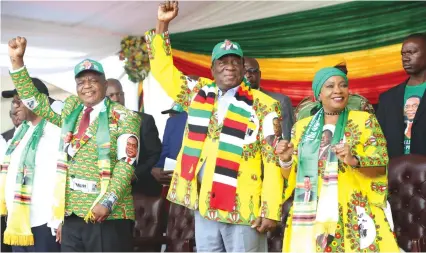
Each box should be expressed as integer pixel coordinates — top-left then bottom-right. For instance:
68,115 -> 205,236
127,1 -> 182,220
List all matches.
245,68 -> 259,74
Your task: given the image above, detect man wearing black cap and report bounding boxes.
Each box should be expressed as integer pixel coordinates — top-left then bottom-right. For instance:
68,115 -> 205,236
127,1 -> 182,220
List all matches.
0,78 -> 61,252
6,36 -> 140,252
150,103 -> 187,190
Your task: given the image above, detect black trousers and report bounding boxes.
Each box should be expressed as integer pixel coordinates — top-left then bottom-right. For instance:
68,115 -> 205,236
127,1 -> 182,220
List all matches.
1,216 -> 12,252
11,223 -> 60,252
61,214 -> 133,252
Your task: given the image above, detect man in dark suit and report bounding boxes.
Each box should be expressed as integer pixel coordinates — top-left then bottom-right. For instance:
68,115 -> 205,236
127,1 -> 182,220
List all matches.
244,57 -> 294,140
377,33 -> 426,159
106,79 -> 162,196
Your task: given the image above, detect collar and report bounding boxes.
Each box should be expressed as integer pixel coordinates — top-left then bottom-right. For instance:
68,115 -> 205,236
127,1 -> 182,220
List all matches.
84,98 -> 106,110
218,85 -> 240,97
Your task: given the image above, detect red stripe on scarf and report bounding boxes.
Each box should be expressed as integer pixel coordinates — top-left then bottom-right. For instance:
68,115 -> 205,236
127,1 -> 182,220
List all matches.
238,87 -> 253,100
194,95 -> 207,103
210,182 -> 236,212
216,158 -> 240,171
193,94 -> 215,104
180,154 -> 199,180
14,194 -> 31,202
188,132 -> 207,142
223,118 -> 248,132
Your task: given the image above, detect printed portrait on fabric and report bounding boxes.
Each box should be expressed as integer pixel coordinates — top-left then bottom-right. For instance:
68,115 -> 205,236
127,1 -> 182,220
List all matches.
243,108 -> 260,144
356,205 -> 377,249
263,112 -> 282,148
63,131 -> 77,157
117,134 -> 139,165
295,176 -> 315,203
404,95 -> 421,139
319,124 -> 335,160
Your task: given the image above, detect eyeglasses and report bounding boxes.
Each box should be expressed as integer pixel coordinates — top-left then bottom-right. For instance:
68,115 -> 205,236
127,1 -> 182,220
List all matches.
245,68 -> 259,74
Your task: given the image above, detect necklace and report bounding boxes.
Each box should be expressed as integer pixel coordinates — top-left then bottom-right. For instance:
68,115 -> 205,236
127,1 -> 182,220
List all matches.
324,111 -> 342,116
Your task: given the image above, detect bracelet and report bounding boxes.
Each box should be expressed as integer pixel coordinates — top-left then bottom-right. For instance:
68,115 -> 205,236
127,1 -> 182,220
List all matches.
279,157 -> 293,169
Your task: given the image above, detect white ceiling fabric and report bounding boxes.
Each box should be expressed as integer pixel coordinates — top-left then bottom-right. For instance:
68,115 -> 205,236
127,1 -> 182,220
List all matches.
1,0 -> 348,137
1,1 -> 348,75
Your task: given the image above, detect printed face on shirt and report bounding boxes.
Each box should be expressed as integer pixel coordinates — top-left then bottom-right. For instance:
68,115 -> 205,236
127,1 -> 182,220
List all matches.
320,129 -> 333,148
273,118 -> 282,137
126,136 -> 138,158
304,176 -> 312,191
404,96 -> 421,121
64,132 -> 73,144
75,71 -> 107,107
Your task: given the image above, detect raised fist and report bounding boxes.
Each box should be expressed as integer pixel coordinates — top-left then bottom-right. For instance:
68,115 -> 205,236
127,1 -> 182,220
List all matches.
275,140 -> 294,162
8,36 -> 27,59
158,1 -> 179,23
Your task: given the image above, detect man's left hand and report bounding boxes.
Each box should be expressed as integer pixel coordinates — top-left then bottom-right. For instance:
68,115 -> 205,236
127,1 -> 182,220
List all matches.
251,217 -> 277,233
92,204 -> 110,223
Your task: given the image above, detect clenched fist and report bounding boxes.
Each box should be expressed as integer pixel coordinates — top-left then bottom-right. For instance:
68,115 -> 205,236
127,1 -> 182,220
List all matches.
275,140 -> 294,162
331,143 -> 359,167
158,1 -> 179,23
8,36 -> 27,69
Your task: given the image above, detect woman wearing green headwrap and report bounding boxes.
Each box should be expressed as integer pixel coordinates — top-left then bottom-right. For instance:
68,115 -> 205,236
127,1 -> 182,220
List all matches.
276,68 -> 399,252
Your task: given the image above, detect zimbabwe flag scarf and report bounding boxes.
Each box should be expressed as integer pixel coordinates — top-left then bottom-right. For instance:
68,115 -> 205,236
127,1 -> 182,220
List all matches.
180,79 -> 253,212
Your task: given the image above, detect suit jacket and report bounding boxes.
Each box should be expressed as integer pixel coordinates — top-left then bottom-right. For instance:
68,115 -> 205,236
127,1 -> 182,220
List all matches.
131,112 -> 162,196
260,88 -> 294,141
296,191 -> 313,202
155,112 -> 187,169
147,29 -> 284,225
11,68 -> 141,221
377,80 -> 426,159
1,128 -> 15,142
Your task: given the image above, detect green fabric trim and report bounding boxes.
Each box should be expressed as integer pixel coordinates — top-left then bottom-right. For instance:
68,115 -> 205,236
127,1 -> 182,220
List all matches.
218,142 -> 242,155
170,1 -> 426,57
183,146 -> 202,157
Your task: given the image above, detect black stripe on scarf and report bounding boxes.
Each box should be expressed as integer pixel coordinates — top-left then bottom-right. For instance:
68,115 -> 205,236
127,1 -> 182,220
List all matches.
188,124 -> 208,134
235,92 -> 253,106
215,166 -> 238,179
221,126 -> 246,139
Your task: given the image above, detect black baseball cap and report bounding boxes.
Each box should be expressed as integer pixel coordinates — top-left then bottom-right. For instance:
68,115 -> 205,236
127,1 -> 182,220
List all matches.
2,78 -> 50,98
161,102 -> 184,114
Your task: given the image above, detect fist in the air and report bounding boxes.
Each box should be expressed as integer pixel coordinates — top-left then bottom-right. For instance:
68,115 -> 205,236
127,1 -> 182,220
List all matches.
158,1 -> 179,23
8,36 -> 27,59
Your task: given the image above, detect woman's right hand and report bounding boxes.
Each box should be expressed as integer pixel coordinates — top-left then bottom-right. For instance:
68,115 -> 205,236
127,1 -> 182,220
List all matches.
275,140 -> 294,162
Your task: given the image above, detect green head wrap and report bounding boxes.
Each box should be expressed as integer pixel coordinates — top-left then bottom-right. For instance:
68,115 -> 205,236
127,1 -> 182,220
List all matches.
312,67 -> 348,100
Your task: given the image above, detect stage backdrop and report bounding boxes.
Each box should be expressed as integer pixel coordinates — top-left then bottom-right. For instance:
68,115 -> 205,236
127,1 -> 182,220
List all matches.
165,1 -> 426,106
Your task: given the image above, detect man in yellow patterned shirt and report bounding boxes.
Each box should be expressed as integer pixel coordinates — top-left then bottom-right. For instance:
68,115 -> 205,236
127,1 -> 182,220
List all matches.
145,1 -> 285,251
